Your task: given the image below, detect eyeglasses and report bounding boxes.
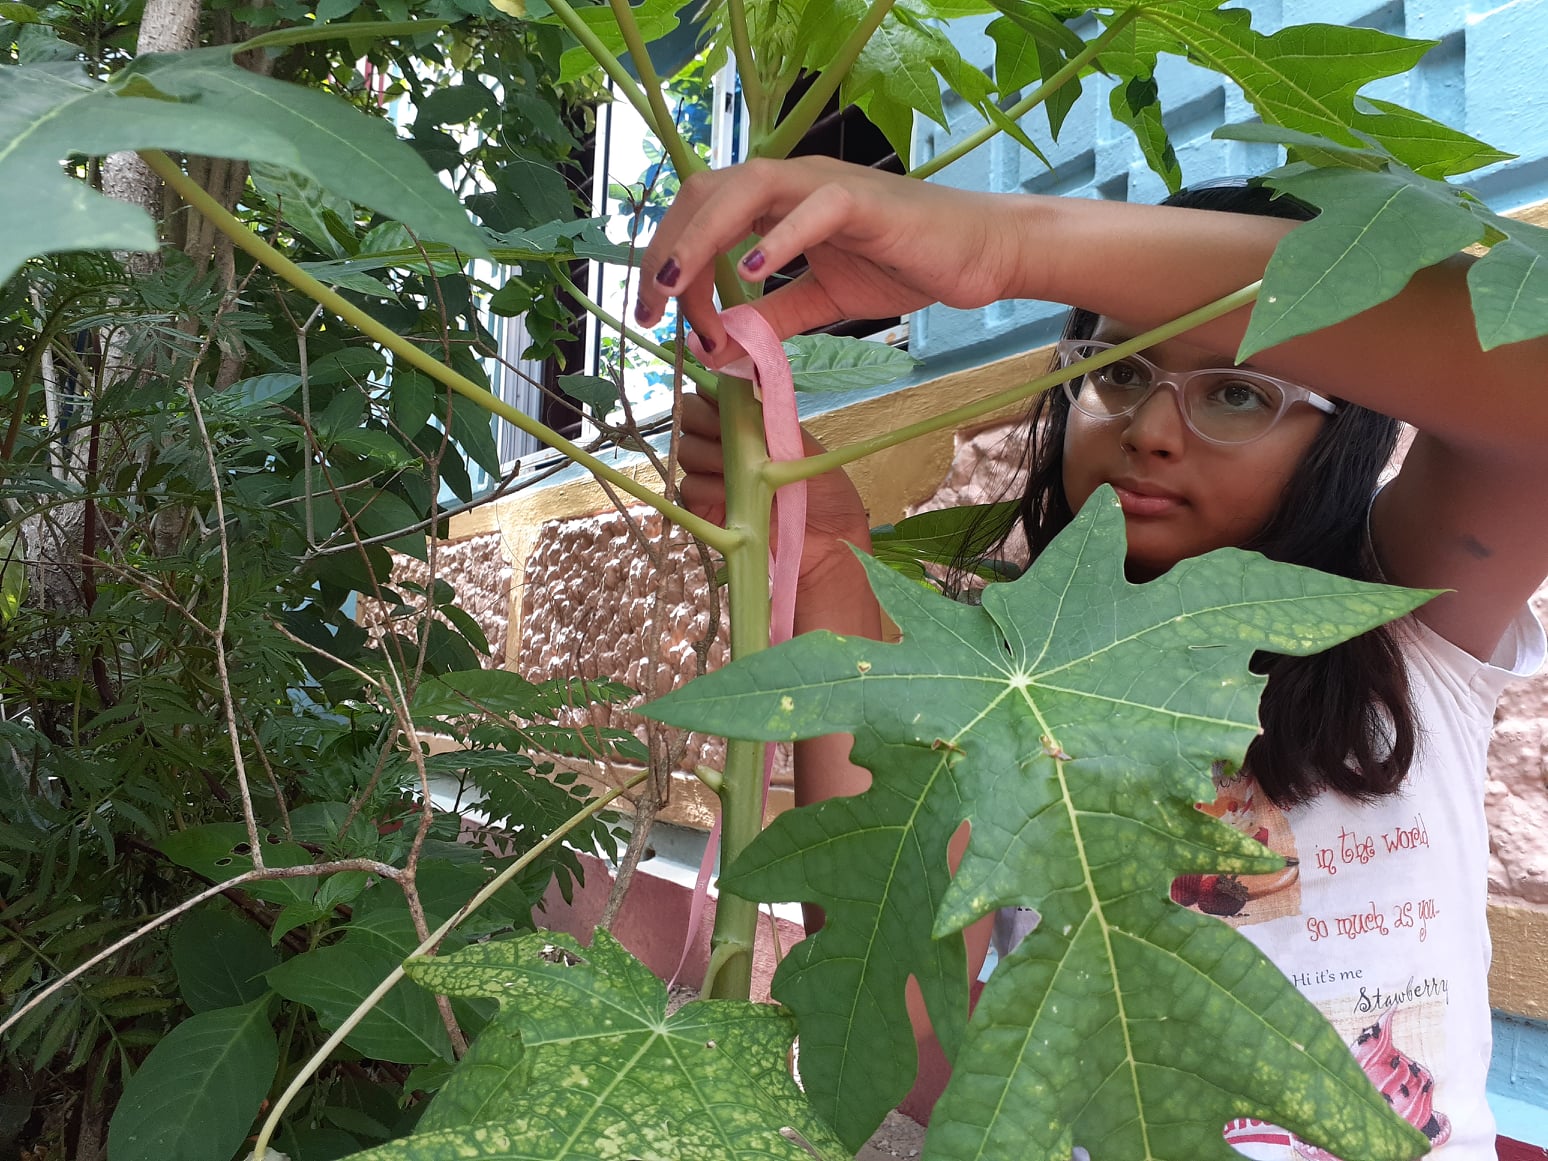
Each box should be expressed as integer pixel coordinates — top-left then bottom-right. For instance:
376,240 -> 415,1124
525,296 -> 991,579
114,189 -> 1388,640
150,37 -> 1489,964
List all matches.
1056,340 -> 1338,446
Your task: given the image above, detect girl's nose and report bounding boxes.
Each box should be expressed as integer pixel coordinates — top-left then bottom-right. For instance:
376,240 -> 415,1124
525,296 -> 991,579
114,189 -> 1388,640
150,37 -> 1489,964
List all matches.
1119,382 -> 1189,457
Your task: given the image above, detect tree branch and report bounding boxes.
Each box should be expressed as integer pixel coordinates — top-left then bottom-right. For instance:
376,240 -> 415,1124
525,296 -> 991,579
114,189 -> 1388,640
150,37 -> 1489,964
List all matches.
765,282 -> 1263,487
139,150 -> 744,555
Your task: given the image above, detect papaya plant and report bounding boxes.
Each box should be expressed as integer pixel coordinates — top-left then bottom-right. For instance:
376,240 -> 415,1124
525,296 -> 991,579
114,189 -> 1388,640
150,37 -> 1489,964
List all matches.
3,0 -> 1546,1158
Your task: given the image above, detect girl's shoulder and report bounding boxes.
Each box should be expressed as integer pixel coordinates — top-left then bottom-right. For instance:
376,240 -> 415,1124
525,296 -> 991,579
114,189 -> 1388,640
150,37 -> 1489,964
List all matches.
1394,599 -> 1546,713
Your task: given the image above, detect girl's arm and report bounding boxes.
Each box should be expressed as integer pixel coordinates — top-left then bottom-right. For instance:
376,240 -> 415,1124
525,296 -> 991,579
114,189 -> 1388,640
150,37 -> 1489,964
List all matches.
641,159 -> 1548,661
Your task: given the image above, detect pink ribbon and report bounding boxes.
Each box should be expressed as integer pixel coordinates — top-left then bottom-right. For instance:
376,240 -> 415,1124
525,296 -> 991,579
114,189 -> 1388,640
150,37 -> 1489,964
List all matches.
670,306 -> 807,988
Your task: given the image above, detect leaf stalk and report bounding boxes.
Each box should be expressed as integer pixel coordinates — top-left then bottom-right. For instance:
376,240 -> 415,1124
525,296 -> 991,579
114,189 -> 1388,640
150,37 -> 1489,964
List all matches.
703,370 -> 776,1000
757,0 -> 898,159
908,7 -> 1139,181
552,267 -> 717,390
764,281 -> 1264,486
726,0 -> 767,130
544,0 -> 672,145
139,150 -> 741,554
605,0 -> 707,181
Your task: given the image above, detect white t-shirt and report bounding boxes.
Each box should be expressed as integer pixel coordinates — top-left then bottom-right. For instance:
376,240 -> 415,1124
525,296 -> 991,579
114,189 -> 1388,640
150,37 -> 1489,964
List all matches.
1216,606 -> 1544,1160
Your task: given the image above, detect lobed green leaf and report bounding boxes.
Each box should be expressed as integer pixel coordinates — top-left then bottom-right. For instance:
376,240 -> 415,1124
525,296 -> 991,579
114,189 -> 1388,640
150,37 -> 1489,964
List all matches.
1245,164 -> 1486,358
338,931 -> 848,1161
645,487 -> 1434,1158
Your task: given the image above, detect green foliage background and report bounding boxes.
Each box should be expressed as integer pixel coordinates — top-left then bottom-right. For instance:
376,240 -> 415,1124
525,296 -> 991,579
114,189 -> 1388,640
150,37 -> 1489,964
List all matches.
3,0 -> 1545,1158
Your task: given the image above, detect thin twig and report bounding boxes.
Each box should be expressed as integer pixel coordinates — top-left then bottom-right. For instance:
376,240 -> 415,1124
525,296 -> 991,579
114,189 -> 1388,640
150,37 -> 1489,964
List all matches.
183,356 -> 264,864
251,769 -> 650,1156
0,859 -> 403,1038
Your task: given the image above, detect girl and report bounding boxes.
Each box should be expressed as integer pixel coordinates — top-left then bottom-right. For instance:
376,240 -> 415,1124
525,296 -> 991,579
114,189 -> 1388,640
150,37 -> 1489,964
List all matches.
634,156 -> 1548,1158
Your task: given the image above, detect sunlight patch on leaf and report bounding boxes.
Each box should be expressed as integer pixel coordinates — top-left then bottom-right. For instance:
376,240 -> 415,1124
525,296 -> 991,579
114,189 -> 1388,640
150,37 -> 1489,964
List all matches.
337,932 -> 848,1161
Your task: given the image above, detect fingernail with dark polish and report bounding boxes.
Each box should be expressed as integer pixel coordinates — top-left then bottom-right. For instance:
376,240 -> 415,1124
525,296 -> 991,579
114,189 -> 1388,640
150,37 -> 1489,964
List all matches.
656,257 -> 681,288
635,299 -> 651,325
699,334 -> 717,354
742,248 -> 766,273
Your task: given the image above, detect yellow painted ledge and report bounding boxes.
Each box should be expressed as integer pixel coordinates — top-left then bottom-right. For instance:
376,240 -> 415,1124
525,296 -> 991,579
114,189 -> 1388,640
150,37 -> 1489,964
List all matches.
1489,902 -> 1548,1019
449,342 -> 1053,535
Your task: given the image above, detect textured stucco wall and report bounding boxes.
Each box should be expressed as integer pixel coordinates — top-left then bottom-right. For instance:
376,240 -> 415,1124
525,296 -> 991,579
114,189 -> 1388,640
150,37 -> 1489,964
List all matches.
1490,596 -> 1548,912
356,530 -> 511,662
515,506 -> 794,831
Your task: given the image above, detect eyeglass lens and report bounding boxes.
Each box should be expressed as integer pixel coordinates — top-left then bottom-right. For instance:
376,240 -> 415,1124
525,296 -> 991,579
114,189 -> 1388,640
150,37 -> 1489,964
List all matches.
1066,345 -> 1288,444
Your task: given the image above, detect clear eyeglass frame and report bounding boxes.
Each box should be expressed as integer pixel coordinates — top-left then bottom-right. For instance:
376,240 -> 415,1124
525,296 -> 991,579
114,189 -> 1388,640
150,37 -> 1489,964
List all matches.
1055,339 -> 1338,446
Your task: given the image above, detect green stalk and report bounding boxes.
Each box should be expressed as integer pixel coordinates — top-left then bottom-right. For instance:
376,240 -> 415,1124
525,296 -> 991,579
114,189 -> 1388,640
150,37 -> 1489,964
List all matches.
726,0 -> 767,132
909,8 -> 1139,181
544,0 -> 670,144
140,150 -> 740,556
606,0 -> 706,181
552,268 -> 718,391
755,0 -> 897,159
765,281 -> 1264,487
702,371 -> 774,1000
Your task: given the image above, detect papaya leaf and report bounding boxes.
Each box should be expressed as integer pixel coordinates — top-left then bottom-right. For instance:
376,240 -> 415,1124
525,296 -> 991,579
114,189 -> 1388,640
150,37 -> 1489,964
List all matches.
1212,120 -> 1390,171
1124,6 -> 1494,179
1349,97 -> 1514,180
642,487 -> 1433,1159
338,931 -> 848,1161
104,999 -> 278,1161
1464,209 -> 1548,349
1244,164 -> 1487,358
0,52 -> 487,284
1108,73 -> 1180,193
782,333 -> 920,393
547,0 -> 685,84
797,0 -> 995,163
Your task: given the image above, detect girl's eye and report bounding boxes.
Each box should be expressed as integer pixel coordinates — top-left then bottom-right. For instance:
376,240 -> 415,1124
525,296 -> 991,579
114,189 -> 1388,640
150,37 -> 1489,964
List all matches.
1096,359 -> 1148,390
1210,380 -> 1274,411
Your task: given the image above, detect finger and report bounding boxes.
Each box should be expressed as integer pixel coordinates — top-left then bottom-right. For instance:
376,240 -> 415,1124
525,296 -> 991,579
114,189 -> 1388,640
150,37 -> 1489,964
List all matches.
676,431 -> 726,476
732,180 -> 857,285
636,161 -> 808,331
678,392 -> 720,437
678,474 -> 727,525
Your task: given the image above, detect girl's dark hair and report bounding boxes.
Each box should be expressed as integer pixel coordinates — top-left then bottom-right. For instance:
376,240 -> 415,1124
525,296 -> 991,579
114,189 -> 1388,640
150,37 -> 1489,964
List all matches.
1008,178 -> 1413,807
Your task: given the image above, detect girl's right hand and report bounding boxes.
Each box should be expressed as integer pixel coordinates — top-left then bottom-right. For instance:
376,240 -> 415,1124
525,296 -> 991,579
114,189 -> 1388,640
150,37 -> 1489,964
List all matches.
635,157 -> 1038,363
677,392 -> 874,587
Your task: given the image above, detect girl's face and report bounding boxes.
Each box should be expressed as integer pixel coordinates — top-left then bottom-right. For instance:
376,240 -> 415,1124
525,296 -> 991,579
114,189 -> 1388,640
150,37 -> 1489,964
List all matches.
1061,319 -> 1330,579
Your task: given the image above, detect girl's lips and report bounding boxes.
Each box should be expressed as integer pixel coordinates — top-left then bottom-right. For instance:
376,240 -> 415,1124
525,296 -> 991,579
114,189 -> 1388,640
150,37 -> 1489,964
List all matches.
1113,483 -> 1185,517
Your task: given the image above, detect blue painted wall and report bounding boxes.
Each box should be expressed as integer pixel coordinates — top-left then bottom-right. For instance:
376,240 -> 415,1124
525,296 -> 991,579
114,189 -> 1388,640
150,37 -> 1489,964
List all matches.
1493,1014 -> 1548,1142
912,0 -> 1548,366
